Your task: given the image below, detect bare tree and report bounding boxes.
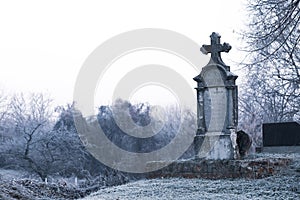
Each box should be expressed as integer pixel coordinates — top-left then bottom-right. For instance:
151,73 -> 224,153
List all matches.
0,90 -> 10,142
0,90 -> 8,122
239,0 -> 300,145
3,93 -> 54,180
243,0 -> 299,71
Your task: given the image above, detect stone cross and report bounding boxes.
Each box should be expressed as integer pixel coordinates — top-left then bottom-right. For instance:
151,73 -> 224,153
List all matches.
200,32 -> 231,68
194,32 -> 238,160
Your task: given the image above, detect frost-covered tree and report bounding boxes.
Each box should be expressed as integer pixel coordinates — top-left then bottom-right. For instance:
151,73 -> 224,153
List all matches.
243,0 -> 299,83
0,94 -> 98,180
53,103 -> 103,177
0,92 -> 196,181
0,90 -> 10,142
97,99 -> 196,157
239,0 -> 300,145
2,93 -> 54,180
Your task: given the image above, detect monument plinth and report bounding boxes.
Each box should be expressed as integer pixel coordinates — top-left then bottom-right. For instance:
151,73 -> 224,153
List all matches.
194,32 -> 238,160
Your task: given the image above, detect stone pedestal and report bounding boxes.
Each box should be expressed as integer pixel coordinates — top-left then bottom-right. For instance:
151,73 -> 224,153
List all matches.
195,134 -> 234,160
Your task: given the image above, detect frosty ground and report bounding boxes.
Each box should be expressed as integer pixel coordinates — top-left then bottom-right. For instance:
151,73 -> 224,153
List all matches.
1,153 -> 299,200
82,153 -> 300,200
82,175 -> 299,200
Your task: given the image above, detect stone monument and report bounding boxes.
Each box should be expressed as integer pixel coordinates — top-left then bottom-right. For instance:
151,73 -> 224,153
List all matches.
193,32 -> 238,160
147,33 -> 292,179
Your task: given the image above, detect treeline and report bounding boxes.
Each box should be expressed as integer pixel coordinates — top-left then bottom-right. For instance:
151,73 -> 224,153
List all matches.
0,93 -> 195,183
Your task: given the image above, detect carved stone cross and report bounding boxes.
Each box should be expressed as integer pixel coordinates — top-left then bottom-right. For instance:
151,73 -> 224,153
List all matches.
200,32 -> 231,64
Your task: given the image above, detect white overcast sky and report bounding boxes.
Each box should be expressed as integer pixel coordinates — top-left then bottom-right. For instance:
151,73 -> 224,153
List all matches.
0,0 -> 247,107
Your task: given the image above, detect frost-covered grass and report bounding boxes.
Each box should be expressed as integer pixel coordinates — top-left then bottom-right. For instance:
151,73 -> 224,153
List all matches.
1,153 -> 299,199
0,169 -> 32,181
82,153 -> 300,200
81,176 -> 300,200
0,169 -> 127,199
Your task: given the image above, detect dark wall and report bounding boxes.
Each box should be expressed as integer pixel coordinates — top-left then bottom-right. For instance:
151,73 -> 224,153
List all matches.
263,122 -> 300,146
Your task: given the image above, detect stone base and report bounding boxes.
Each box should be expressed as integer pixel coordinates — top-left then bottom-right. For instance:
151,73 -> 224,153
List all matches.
195,133 -> 234,160
262,146 -> 300,154
146,157 -> 292,179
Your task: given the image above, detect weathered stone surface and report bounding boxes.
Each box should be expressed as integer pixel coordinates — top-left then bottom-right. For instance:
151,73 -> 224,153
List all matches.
194,32 -> 238,160
196,135 -> 234,160
147,157 -> 292,179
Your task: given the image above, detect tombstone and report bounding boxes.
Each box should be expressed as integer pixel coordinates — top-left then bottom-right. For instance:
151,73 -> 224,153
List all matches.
236,130 -> 252,157
193,32 -> 238,160
262,122 -> 300,153
146,33 -> 291,179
